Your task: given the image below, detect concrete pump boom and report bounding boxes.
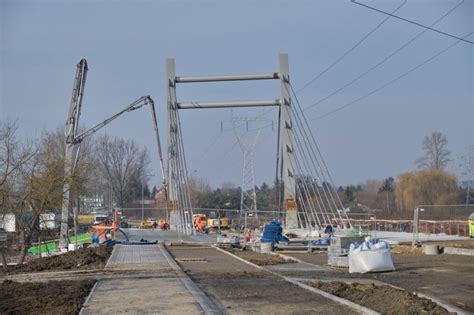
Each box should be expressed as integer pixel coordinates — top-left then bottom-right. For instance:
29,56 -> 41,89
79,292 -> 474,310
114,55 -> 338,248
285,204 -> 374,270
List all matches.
59,59 -> 88,250
73,95 -> 166,185
59,59 -> 166,250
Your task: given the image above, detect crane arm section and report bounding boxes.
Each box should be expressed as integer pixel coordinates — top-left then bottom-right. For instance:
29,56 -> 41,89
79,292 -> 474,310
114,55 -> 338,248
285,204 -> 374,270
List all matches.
72,95 -> 166,186
65,59 -> 88,144
74,96 -> 149,144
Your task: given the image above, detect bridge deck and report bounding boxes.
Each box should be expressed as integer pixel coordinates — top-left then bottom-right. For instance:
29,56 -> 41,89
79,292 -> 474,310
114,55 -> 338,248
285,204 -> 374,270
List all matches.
80,244 -> 219,314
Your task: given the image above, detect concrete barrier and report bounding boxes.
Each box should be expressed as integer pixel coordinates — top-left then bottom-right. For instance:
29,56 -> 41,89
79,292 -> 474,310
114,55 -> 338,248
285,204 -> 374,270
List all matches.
422,244 -> 439,255
443,247 -> 474,256
260,242 -> 273,253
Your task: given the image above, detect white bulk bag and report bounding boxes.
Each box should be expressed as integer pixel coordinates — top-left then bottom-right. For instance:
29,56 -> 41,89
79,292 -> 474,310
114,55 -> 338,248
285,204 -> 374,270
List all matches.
349,240 -> 395,273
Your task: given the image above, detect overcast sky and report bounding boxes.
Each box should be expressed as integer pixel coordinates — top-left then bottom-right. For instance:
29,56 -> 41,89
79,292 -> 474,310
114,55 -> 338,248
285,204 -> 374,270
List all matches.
1,0 -> 472,188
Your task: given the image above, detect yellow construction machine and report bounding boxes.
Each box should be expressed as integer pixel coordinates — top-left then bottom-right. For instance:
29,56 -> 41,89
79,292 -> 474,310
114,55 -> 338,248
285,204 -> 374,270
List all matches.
140,218 -> 157,229
207,211 -> 231,229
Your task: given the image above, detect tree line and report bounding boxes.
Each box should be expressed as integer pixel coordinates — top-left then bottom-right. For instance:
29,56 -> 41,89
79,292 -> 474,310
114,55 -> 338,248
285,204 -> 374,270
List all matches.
186,131 -> 471,218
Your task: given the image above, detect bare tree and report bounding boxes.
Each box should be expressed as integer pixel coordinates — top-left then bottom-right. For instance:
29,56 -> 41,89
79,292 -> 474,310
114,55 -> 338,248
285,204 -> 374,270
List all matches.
40,126 -> 96,199
416,131 -> 451,170
95,134 -> 150,207
0,121 -> 97,266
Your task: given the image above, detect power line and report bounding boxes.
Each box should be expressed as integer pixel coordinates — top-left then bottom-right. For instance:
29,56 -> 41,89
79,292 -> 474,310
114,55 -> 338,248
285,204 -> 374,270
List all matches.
303,0 -> 465,112
351,0 -> 473,45
296,0 -> 407,94
311,31 -> 473,120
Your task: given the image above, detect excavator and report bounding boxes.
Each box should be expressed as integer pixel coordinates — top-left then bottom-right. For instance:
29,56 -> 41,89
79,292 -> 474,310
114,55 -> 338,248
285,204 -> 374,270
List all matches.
207,211 -> 231,229
59,59 -> 167,249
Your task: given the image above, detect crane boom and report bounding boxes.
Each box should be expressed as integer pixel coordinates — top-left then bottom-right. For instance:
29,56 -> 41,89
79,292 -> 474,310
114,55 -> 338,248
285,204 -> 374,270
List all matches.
73,95 -> 166,185
59,59 -> 166,250
60,59 -> 88,250
74,96 -> 148,143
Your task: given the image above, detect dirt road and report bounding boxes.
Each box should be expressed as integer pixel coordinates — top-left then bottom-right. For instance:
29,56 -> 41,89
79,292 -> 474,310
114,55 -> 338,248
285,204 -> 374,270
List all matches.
167,245 -> 353,314
285,252 -> 474,313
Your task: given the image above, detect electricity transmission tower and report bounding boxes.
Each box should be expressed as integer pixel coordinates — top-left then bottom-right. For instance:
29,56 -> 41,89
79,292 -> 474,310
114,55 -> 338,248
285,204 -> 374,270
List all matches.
228,115 -> 272,228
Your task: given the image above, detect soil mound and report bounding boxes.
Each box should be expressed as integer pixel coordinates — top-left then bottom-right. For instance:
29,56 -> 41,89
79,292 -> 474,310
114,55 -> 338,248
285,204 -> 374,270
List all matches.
309,281 -> 453,314
0,279 -> 94,314
2,246 -> 112,274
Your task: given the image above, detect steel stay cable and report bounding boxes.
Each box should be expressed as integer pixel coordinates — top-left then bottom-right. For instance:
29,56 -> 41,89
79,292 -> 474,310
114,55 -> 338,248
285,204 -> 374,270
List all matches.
283,114 -> 333,228
291,144 -> 323,229
286,83 -> 346,226
293,143 -> 332,228
289,83 -> 344,219
176,112 -> 195,234
169,86 -> 193,234
295,183 -> 314,230
290,122 -> 332,227
293,151 -> 325,229
169,87 -> 187,234
289,83 -> 350,226
290,104 -> 341,222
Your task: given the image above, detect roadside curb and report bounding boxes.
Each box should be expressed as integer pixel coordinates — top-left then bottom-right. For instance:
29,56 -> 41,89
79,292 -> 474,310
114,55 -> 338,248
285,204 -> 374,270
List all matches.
79,281 -> 99,315
159,244 -> 223,315
415,292 -> 469,315
212,246 -> 378,315
104,245 -> 118,269
285,277 -> 379,315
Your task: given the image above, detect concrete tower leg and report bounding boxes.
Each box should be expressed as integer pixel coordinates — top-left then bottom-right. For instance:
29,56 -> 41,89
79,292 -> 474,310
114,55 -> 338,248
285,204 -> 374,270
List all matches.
279,54 -> 298,229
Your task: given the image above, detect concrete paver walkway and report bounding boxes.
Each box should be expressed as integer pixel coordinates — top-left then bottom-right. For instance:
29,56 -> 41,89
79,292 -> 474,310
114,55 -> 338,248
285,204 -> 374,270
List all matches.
80,244 -> 220,314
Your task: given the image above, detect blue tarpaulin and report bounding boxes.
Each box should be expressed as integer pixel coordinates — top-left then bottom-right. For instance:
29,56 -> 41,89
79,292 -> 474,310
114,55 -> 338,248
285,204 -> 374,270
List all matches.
261,220 -> 289,243
311,234 -> 333,245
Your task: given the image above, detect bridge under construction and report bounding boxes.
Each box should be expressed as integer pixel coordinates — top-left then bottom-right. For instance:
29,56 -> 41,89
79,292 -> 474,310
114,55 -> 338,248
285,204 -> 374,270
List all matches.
60,53 -> 351,249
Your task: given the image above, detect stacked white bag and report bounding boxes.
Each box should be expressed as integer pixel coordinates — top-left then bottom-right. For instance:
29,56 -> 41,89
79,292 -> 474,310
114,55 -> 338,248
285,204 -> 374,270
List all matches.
349,238 -> 395,273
